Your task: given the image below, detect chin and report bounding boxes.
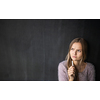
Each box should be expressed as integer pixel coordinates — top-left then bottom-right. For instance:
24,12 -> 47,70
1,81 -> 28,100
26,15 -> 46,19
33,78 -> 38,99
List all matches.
72,59 -> 77,61
72,58 -> 78,61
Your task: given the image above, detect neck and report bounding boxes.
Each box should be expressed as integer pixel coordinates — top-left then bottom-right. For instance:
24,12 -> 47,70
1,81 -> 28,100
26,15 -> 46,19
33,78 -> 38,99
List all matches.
73,61 -> 86,73
73,61 -> 79,66
73,60 -> 82,68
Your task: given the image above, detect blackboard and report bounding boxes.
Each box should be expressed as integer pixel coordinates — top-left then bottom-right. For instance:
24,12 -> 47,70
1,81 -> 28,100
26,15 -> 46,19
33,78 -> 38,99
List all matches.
0,19 -> 100,80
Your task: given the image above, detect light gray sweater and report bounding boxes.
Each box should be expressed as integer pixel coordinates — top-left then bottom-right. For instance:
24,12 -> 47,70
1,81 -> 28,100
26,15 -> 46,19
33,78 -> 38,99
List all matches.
58,60 -> 95,81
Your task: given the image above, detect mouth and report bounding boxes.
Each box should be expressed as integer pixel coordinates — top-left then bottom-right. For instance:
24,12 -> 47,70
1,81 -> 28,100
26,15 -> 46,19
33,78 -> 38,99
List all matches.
72,56 -> 77,58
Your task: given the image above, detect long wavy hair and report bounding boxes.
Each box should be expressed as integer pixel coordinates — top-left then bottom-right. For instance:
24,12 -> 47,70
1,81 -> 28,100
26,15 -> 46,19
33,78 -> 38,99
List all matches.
65,38 -> 87,70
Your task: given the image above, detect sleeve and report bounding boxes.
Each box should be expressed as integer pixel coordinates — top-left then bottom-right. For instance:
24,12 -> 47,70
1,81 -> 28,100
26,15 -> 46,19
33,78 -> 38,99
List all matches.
88,64 -> 95,81
58,63 -> 69,81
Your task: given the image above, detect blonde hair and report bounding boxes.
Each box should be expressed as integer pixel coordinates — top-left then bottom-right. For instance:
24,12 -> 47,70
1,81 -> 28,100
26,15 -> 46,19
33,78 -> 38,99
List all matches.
65,38 -> 87,69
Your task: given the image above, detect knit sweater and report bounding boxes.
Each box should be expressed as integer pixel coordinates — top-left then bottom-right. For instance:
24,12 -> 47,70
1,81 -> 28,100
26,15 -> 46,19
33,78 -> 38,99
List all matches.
58,60 -> 95,81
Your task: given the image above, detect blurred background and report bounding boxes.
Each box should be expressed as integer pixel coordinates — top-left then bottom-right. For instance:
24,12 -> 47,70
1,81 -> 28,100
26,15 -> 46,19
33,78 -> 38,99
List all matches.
0,19 -> 100,81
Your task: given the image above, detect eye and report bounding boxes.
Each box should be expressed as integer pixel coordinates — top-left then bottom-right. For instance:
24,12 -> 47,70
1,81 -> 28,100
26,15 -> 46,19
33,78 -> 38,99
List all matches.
77,50 -> 81,52
71,48 -> 74,50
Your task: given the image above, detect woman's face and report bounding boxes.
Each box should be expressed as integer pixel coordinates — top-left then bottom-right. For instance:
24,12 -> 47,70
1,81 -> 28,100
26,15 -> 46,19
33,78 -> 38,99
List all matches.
70,42 -> 83,61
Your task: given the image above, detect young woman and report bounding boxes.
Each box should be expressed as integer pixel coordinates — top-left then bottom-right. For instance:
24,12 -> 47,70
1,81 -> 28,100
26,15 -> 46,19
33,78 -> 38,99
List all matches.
58,38 -> 95,81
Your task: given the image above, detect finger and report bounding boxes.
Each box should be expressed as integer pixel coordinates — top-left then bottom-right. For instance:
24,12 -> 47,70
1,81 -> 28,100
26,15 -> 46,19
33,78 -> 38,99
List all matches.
70,69 -> 75,73
70,66 -> 73,69
69,67 -> 75,70
68,69 -> 75,74
68,69 -> 75,75
69,71 -> 75,75
69,70 -> 75,75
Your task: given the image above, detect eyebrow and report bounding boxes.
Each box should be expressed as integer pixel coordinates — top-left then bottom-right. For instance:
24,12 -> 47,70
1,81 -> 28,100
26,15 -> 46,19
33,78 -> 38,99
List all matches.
71,47 -> 82,50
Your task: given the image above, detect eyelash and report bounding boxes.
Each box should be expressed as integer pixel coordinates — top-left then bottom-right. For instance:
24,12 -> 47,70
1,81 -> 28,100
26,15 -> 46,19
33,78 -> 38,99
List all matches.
71,48 -> 81,52
77,50 -> 81,52
71,48 -> 74,50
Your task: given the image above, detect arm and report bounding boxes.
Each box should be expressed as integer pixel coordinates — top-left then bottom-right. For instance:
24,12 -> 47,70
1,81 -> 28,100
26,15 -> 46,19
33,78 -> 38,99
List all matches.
58,63 -> 69,81
88,64 -> 95,81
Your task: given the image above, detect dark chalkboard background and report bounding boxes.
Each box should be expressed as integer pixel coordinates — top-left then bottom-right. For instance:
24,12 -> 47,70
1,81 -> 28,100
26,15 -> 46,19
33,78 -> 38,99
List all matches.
0,19 -> 100,81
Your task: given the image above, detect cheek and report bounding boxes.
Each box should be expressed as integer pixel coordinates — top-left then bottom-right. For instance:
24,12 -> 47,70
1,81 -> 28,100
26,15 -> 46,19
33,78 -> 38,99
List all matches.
70,51 -> 72,56
78,53 -> 83,58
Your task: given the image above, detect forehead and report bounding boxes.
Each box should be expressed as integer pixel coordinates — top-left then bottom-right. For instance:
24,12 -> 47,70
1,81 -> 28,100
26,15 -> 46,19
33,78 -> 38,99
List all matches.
71,42 -> 82,49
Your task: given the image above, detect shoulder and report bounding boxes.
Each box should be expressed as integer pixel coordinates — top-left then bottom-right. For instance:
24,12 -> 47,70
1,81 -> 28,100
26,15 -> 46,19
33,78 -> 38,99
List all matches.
59,60 -> 67,67
58,60 -> 67,70
86,62 -> 95,80
86,62 -> 95,71
86,62 -> 95,68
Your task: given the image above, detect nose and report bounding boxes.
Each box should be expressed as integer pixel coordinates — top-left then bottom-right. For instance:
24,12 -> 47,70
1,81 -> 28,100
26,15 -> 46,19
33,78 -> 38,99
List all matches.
74,50 -> 77,55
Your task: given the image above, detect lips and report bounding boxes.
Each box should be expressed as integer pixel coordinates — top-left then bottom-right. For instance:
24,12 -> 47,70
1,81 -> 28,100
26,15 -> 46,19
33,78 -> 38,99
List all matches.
72,56 -> 77,58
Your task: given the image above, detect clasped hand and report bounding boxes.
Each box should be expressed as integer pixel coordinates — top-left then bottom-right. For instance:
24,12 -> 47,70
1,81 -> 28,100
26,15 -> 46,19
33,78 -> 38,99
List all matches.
68,66 -> 76,81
